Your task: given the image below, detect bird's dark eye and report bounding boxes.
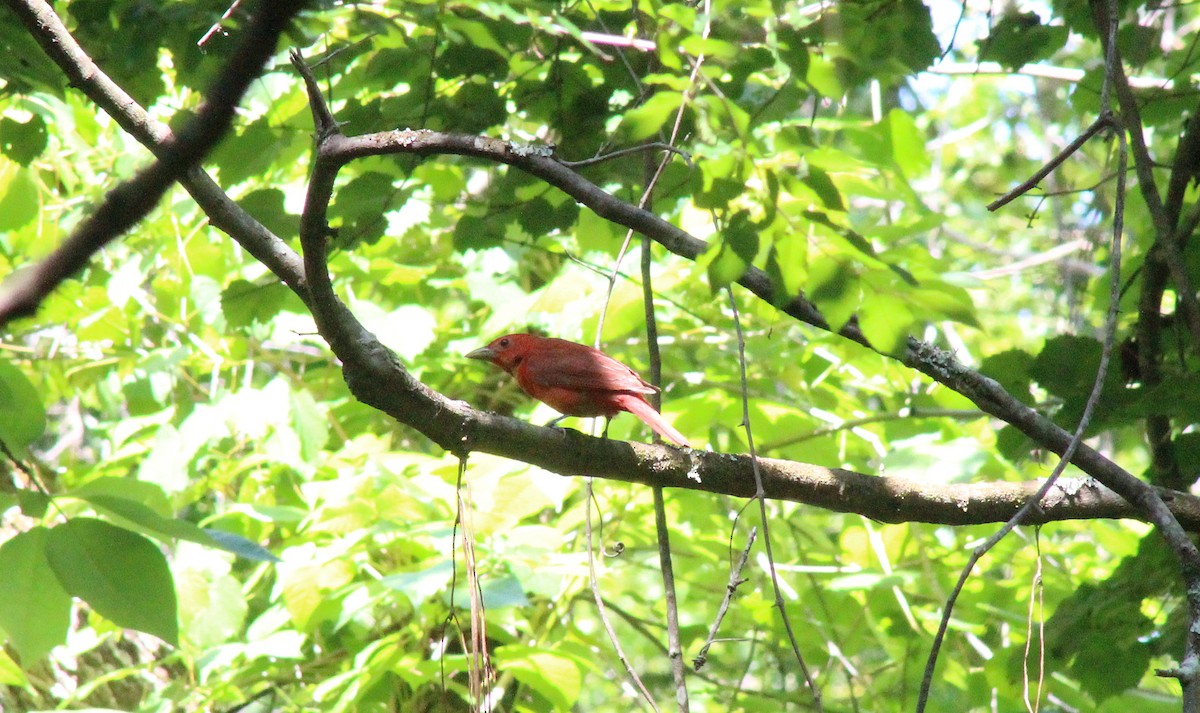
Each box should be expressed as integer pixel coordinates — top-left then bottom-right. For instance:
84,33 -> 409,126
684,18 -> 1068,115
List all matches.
499,338 -> 510,348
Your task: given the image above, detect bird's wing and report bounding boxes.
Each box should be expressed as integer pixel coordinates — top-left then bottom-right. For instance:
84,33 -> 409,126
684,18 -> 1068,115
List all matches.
522,345 -> 657,394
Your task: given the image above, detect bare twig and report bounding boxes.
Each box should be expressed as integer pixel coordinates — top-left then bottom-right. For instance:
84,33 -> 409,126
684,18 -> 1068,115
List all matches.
558,142 -> 693,169
928,60 -> 1193,89
693,527 -> 757,671
1021,530 -> 1046,713
585,476 -> 660,711
586,9 -> 704,709
987,114 -> 1114,212
197,0 -> 244,48
458,478 -> 494,710
579,30 -> 656,52
761,408 -> 982,452
642,171 -> 690,711
969,239 -> 1094,280
936,0 -> 969,62
728,289 -> 822,709
442,460 -> 467,696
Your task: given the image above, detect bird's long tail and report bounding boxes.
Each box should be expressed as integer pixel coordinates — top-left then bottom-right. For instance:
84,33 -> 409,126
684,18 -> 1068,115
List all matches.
617,394 -> 690,447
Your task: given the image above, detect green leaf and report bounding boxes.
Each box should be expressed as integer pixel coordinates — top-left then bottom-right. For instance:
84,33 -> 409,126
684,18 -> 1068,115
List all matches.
175,545 -> 248,649
1030,335 -> 1106,399
200,529 -> 281,563
0,647 -> 29,687
17,489 -> 49,519
858,292 -> 913,355
805,258 -> 860,331
289,387 -> 329,463
766,235 -> 807,306
453,213 -> 504,251
0,527 -> 72,662
237,188 -> 299,240
618,92 -> 683,141
706,243 -> 749,293
886,109 -> 930,181
801,166 -> 845,211
0,360 -> 45,455
450,573 -> 529,610
496,645 -> 582,711
76,492 -> 278,562
381,560 -> 455,605
136,423 -> 189,495
45,518 -> 179,646
211,119 -> 283,187
330,171 -> 400,246
906,283 -> 979,327
694,151 -> 748,208
0,165 -> 38,232
777,25 -> 810,76
71,477 -> 172,517
978,12 -> 1069,70
0,114 -> 48,166
980,350 -> 1035,406
1072,638 -> 1151,701
221,279 -> 290,329
806,55 -> 844,98
704,211 -> 759,292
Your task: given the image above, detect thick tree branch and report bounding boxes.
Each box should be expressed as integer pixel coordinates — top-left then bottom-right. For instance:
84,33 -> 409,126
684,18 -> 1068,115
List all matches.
309,127 -> 1180,517
285,52 -> 1200,533
1,0 -> 308,307
1090,2 -> 1199,493
1165,110 -> 1200,226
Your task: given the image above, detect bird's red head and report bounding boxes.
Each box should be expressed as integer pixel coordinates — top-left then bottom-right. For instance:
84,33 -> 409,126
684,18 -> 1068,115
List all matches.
466,333 -> 536,374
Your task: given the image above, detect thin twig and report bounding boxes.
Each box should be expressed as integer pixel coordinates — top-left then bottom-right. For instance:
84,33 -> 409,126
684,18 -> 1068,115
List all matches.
645,240 -> 690,712
987,114 -> 1114,212
936,0 -> 969,62
593,0 -> 707,346
916,15 -> 1129,707
197,0 -> 243,48
585,10 -> 706,708
441,459 -> 467,696
651,483 -> 689,711
585,477 -> 660,711
458,477 -> 494,710
727,288 -> 822,709
558,142 -> 693,169
1021,529 -> 1045,713
761,408 -> 983,452
693,527 -> 757,671
0,435 -> 67,521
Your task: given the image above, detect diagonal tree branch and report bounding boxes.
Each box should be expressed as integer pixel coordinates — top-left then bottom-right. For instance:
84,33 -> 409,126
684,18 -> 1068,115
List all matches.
0,0 -> 308,326
1,0 -> 309,307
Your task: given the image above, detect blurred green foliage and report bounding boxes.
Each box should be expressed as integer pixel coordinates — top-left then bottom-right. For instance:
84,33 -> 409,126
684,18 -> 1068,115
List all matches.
0,0 -> 1196,710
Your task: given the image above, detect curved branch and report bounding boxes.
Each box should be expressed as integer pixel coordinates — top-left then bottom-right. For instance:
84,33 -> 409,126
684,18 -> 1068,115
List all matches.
309,128 -> 1178,515
282,52 -> 1200,534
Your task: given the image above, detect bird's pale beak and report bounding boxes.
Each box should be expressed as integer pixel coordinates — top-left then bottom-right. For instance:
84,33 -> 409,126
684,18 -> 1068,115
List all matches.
466,346 -> 495,361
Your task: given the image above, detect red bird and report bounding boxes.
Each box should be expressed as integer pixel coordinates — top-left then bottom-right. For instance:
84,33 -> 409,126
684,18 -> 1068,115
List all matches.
467,333 -> 689,446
